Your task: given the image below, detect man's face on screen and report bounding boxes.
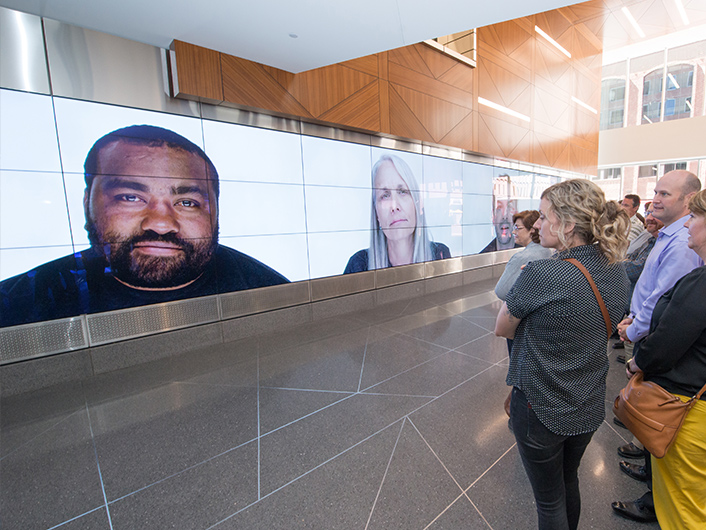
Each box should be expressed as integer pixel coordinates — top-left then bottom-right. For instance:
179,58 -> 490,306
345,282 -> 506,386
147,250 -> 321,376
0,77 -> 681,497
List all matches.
493,199 -> 517,246
84,141 -> 218,290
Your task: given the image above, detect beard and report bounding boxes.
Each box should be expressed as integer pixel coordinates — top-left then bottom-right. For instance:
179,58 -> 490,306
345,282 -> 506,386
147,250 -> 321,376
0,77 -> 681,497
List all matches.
86,219 -> 218,289
496,219 -> 513,245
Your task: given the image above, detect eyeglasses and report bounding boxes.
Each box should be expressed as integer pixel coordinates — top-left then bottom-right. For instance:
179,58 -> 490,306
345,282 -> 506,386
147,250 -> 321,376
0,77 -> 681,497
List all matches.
512,225 -> 525,232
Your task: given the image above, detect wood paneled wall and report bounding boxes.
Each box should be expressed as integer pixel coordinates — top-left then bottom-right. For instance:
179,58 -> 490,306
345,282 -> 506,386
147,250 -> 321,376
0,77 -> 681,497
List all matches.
170,2 -> 605,175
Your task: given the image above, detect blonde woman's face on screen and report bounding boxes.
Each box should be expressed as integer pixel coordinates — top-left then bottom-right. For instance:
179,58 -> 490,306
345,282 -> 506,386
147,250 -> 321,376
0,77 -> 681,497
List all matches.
374,160 -> 416,242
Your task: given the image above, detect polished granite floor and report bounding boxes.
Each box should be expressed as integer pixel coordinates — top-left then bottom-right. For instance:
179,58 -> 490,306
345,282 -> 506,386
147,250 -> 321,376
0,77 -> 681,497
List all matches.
1,280 -> 660,529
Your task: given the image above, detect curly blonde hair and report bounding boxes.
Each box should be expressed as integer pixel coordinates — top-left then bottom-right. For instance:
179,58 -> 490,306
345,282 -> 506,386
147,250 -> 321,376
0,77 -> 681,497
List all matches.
541,179 -> 629,264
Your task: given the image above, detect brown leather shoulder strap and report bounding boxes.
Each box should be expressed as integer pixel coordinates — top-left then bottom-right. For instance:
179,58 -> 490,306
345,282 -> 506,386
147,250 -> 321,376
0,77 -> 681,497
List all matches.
564,258 -> 612,339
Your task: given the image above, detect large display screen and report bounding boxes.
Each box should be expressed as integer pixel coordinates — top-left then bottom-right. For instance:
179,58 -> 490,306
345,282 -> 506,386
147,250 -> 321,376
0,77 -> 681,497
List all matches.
0,88 -> 558,327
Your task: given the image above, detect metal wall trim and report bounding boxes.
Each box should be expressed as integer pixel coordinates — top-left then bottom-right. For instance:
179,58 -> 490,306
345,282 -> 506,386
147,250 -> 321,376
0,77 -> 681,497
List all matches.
461,253 -> 497,270
43,19 -> 201,117
375,263 -> 425,288
0,7 -> 50,94
219,281 -> 310,320
202,105 -> 302,134
421,143 -> 465,161
0,316 -> 88,365
424,257 -> 464,278
300,122 -> 372,146
86,296 -> 220,346
370,136 -> 423,154
310,271 -> 375,301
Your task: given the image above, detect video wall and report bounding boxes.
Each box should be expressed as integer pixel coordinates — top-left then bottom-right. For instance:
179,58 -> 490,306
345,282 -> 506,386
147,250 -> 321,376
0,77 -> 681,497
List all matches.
0,88 -> 560,327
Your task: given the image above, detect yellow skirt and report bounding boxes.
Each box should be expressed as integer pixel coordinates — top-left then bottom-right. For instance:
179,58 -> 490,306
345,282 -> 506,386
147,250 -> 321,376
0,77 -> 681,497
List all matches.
652,396 -> 706,530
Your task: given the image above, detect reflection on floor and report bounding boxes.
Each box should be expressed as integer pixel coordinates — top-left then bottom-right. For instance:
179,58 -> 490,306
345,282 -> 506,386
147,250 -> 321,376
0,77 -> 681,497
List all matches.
1,279 -> 660,529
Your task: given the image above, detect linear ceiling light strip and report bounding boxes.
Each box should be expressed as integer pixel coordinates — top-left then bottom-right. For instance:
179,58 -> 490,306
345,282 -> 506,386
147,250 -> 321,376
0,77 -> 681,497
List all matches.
478,97 -> 530,122
535,26 -> 571,58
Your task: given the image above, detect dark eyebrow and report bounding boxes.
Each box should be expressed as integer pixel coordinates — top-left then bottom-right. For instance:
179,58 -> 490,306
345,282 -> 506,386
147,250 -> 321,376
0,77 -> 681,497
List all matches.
101,177 -> 207,197
174,185 -> 207,196
102,177 -> 148,193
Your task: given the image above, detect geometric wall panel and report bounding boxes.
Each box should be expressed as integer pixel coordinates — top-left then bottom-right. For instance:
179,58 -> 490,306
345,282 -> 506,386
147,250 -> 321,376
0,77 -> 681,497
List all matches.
172,0 -> 608,175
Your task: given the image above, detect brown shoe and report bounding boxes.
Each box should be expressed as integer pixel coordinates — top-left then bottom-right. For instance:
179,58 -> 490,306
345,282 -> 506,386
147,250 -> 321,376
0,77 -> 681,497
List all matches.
618,442 -> 644,459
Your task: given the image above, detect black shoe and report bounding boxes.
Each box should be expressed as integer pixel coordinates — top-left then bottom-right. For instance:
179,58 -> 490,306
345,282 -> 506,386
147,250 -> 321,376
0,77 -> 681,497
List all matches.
611,499 -> 657,523
616,354 -> 626,364
614,417 -> 627,429
612,342 -> 625,349
618,442 -> 644,459
619,460 -> 650,482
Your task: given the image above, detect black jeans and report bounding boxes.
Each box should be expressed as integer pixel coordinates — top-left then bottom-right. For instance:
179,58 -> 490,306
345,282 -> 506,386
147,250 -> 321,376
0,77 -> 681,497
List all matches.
511,387 -> 595,530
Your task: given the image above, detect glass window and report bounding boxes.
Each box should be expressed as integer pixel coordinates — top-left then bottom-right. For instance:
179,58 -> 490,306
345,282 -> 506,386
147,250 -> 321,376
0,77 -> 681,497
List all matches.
638,165 -> 658,178
642,68 -> 663,124
609,109 -> 624,125
663,162 -> 687,173
601,78 -> 626,130
598,167 -> 621,180
642,101 -> 661,123
664,64 -> 694,122
610,86 -> 625,101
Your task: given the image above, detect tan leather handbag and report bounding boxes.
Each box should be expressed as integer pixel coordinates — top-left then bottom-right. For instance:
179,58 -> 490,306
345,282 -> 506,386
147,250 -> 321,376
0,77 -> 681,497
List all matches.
613,373 -> 706,458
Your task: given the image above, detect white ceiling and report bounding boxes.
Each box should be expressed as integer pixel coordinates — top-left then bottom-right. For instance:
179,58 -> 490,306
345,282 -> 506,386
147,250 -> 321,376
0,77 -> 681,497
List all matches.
0,0 -> 580,73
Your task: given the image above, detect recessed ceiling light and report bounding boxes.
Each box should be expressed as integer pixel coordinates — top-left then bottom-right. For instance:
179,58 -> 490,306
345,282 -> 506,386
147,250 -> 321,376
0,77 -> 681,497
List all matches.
622,7 -> 646,39
478,97 -> 530,122
535,26 -> 571,58
571,96 -> 597,114
675,0 -> 690,25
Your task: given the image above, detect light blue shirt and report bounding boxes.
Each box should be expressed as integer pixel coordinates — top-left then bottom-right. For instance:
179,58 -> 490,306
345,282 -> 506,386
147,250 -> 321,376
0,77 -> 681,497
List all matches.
627,214 -> 703,342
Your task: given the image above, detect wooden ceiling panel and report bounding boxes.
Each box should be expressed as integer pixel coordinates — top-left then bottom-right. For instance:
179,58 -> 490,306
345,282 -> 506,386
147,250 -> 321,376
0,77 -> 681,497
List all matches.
570,143 -> 599,175
319,80 -> 381,131
438,113 -> 475,152
221,55 -> 312,117
391,84 -> 471,142
260,65 -> 296,91
535,11 -> 574,54
416,43 -> 458,80
534,86 -> 572,130
389,62 -> 473,108
484,19 -> 534,58
388,85 -> 435,143
478,59 -> 531,108
287,64 -> 377,117
574,68 -> 601,109
534,131 -> 571,168
478,113 -> 531,159
560,0 -> 610,25
573,107 -> 600,146
388,46 -> 433,77
437,62 -> 474,93
534,42 -> 573,92
339,55 -> 380,77
507,130 -> 533,163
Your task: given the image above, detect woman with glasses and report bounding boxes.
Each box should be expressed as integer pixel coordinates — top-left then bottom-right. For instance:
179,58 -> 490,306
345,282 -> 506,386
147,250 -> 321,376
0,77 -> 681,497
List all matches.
494,210 -> 554,301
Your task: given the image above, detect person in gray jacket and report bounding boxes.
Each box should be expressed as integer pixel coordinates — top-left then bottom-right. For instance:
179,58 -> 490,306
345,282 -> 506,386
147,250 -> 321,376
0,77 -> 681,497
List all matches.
494,210 -> 554,301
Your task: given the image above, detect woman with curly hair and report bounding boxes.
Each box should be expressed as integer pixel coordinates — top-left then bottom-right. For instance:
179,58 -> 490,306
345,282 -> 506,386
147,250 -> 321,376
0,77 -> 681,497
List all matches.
495,179 -> 630,530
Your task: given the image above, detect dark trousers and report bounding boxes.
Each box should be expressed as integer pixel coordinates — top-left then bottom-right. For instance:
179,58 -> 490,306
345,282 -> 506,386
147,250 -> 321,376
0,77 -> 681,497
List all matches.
511,388 -> 595,530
